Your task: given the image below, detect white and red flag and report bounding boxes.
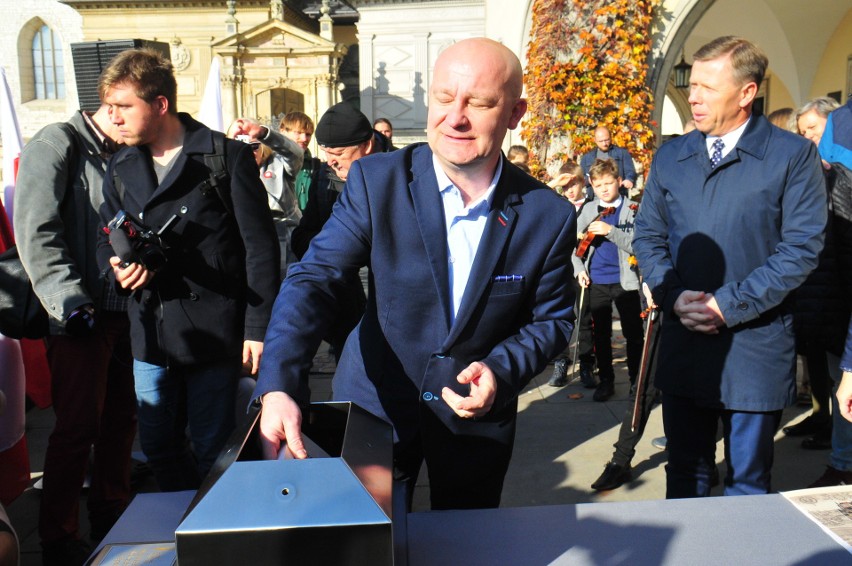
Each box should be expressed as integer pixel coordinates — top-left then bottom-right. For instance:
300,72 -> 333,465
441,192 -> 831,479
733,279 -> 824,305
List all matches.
0,66 -> 23,227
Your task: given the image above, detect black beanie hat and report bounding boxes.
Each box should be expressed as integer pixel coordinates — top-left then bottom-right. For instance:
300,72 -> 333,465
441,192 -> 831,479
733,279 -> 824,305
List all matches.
315,102 -> 374,148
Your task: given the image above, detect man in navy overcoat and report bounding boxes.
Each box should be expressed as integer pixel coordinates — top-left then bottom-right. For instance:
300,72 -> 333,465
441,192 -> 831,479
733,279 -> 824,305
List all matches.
633,36 -> 826,498
254,38 -> 577,510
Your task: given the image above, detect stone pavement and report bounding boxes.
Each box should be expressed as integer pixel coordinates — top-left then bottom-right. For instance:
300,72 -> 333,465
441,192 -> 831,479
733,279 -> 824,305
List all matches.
6,340 -> 828,565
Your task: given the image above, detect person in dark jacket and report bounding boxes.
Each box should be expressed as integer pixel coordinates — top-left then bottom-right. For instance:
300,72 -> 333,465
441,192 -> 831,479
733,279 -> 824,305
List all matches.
96,48 -> 279,492
785,97 -> 845,450
290,102 -> 389,359
579,126 -> 638,194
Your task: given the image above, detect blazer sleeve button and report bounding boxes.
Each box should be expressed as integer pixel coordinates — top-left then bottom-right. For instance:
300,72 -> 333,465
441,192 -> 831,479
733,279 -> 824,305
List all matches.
189,292 -> 199,301
736,301 -> 748,310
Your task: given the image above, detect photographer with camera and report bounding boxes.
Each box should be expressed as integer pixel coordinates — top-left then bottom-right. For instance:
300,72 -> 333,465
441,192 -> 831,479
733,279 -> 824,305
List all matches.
15,103 -> 134,565
96,49 -> 280,493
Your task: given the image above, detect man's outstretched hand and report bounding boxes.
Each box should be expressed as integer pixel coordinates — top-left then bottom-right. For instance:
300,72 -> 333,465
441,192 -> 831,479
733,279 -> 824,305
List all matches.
259,391 -> 307,460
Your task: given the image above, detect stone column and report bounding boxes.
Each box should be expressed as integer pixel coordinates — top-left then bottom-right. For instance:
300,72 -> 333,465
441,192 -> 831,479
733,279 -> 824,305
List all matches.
316,73 -> 335,118
221,74 -> 238,127
359,34 -> 375,120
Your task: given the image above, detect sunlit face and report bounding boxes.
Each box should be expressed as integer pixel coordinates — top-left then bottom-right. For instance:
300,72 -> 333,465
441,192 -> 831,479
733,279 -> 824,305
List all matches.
426,42 -> 526,175
375,122 -> 393,140
321,141 -> 370,180
797,109 -> 828,146
104,81 -> 165,147
591,173 -> 621,204
564,181 -> 585,202
283,127 -> 313,151
594,129 -> 612,152
688,55 -> 755,137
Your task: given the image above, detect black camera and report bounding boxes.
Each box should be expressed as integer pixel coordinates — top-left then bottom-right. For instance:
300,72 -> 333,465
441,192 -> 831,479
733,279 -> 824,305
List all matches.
106,210 -> 180,271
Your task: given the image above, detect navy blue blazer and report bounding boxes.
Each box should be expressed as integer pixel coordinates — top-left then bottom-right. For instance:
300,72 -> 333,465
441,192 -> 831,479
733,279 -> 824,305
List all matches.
255,144 -> 577,446
580,145 -> 638,186
633,116 -> 827,411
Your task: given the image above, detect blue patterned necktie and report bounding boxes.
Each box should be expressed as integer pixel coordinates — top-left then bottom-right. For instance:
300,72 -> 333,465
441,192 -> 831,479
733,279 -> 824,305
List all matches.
710,138 -> 725,168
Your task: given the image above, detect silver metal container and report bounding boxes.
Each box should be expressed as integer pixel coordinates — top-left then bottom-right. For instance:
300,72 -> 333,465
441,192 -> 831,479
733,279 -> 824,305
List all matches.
175,402 -> 396,565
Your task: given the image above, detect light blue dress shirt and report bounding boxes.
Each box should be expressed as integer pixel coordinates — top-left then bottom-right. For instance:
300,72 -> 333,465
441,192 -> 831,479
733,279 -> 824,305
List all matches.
433,155 -> 501,324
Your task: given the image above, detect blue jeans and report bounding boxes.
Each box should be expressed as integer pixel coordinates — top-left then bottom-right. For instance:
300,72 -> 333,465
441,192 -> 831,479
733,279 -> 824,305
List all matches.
133,358 -> 239,491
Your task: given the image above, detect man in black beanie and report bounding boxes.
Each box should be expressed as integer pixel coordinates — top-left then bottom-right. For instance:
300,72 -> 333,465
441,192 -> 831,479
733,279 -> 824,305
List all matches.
291,101 -> 389,256
291,101 -> 389,359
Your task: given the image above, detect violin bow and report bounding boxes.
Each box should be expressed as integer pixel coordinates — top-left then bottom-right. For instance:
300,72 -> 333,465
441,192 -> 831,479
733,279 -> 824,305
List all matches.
630,305 -> 659,432
568,283 -> 586,384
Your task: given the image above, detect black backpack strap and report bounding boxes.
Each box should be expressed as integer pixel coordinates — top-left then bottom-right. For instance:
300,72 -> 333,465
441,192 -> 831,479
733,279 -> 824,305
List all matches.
198,131 -> 233,216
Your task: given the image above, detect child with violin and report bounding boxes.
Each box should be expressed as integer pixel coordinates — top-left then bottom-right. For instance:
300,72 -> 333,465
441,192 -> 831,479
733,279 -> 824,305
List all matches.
571,159 -> 643,402
546,162 -> 597,387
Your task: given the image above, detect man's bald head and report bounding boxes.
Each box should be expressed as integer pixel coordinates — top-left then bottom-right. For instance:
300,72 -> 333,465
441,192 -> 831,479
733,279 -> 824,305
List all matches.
427,38 -> 527,188
436,38 -> 525,100
594,126 -> 612,152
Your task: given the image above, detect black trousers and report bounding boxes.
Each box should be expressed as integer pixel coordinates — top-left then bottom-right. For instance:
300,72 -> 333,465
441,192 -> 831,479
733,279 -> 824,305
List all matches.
585,282 -> 644,382
610,311 -> 662,466
393,408 -> 513,511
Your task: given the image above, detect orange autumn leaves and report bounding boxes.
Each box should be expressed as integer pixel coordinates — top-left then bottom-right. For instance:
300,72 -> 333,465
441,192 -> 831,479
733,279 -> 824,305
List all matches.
522,0 -> 659,179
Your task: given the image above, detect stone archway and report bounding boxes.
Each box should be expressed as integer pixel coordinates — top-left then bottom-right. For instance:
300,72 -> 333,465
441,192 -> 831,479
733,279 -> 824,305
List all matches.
647,0 -> 715,139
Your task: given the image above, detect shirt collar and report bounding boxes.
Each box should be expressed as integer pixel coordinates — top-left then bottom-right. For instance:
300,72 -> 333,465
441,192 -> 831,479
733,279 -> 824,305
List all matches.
599,197 -> 622,209
82,111 -> 121,158
433,154 -> 502,213
706,117 -> 750,159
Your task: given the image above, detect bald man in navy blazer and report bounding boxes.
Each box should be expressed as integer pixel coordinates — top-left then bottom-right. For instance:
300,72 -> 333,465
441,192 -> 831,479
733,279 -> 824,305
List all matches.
254,38 -> 577,510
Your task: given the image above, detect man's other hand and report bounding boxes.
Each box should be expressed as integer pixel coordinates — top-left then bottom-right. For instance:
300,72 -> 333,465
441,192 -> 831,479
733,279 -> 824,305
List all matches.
442,361 -> 497,419
243,340 -> 263,375
837,372 -> 852,423
259,391 -> 306,460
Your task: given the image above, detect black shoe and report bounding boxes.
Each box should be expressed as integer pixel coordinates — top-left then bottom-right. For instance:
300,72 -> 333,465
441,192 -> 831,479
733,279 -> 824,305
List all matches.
579,363 -> 597,389
783,416 -> 830,437
593,381 -> 615,402
548,359 -> 569,387
809,466 -> 852,488
43,537 -> 92,566
802,430 -> 832,450
591,461 -> 631,491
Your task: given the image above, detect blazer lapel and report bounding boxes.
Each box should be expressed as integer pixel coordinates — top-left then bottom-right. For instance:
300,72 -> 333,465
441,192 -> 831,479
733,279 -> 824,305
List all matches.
445,164 -> 519,346
410,146 -> 452,335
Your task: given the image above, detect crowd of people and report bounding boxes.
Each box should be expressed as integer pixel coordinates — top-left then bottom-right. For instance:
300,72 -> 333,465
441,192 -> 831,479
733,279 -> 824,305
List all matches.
1,33 -> 851,566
